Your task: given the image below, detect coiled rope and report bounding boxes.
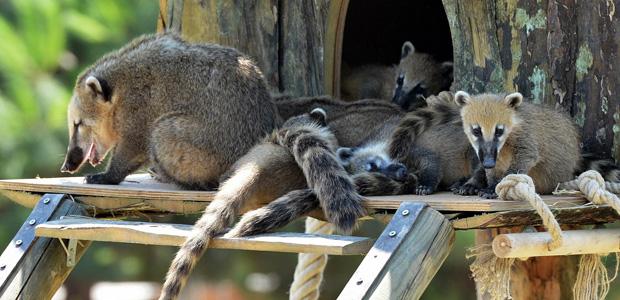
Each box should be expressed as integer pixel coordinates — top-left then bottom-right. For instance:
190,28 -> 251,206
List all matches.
289,217 -> 334,300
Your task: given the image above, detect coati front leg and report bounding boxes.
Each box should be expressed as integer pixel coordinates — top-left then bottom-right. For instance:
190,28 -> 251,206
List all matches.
409,147 -> 442,195
85,138 -> 146,184
454,166 -> 487,196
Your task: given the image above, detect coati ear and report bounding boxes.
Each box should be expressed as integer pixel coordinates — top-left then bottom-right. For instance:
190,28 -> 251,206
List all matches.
336,147 -> 354,164
401,41 -> 415,59
504,92 -> 523,108
85,76 -> 111,102
454,91 -> 471,107
310,108 -> 327,126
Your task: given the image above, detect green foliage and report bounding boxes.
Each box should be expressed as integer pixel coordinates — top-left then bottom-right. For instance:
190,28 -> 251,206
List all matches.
0,0 -> 157,179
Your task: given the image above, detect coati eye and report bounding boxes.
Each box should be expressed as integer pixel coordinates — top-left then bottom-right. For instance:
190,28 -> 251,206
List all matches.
495,127 -> 504,136
365,161 -> 379,172
472,127 -> 482,137
396,74 -> 404,86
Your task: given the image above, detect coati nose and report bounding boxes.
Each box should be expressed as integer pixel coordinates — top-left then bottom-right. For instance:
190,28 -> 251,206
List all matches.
384,163 -> 408,182
482,158 -> 496,169
61,147 -> 84,173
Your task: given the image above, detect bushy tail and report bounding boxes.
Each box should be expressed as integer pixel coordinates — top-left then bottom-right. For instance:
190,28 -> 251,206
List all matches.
226,189 -> 319,237
353,172 -> 418,196
578,153 -> 620,182
160,162 -> 261,300
389,91 -> 459,161
277,112 -> 366,234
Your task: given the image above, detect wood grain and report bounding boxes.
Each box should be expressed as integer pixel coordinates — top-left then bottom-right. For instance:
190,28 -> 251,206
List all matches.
339,202 -> 455,299
35,217 -> 373,256
0,175 -> 588,213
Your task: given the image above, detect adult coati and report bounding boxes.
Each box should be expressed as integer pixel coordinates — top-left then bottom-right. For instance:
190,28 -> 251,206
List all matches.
340,41 -> 453,108
160,108 -> 365,300
60,33 -> 280,189
454,91 -> 581,198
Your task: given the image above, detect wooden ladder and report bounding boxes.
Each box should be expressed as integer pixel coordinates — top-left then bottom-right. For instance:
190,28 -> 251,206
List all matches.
0,193 -> 454,300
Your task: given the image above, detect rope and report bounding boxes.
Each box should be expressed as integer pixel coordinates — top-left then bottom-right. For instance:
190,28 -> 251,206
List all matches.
559,174 -> 620,195
571,170 -> 620,214
559,170 -> 620,300
289,217 -> 334,300
496,174 -> 563,250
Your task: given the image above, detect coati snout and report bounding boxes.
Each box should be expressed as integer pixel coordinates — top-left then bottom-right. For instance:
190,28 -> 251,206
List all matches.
61,76 -> 117,174
337,146 -> 408,182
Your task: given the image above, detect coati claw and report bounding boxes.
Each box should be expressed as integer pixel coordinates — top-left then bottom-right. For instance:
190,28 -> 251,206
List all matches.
415,185 -> 433,195
478,189 -> 498,199
454,183 -> 479,195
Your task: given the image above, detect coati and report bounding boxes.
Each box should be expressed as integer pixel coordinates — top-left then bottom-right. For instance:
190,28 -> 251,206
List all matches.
454,91 -> 581,198
160,108 -> 365,300
340,41 -> 453,108
392,42 -> 453,111
60,33 -> 280,189
377,91 -> 478,195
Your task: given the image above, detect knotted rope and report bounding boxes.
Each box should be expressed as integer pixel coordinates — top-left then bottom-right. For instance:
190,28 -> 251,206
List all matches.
289,217 -> 334,300
560,170 -> 620,300
496,174 -> 563,250
468,174 -> 563,300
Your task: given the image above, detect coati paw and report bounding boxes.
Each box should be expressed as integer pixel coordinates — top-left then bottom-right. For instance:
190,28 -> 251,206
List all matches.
454,183 -> 479,195
84,173 -> 123,184
478,189 -> 498,199
415,185 -> 433,195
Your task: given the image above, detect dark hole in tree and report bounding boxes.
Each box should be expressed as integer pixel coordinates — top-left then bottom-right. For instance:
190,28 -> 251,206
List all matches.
341,1 -> 453,69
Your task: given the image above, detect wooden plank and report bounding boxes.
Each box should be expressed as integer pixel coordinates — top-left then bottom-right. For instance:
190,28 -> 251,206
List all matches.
0,195 -> 91,300
0,175 -> 588,213
452,205 -> 620,230
35,218 -> 373,256
339,202 -> 455,300
493,228 -> 620,258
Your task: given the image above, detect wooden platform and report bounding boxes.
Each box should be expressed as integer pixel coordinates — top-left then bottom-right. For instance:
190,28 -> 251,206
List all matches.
35,217 -> 373,255
0,174 -> 588,214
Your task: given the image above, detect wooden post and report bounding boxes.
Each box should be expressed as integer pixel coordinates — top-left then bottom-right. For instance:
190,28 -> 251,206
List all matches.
339,202 -> 455,300
442,1 -> 619,298
0,194 -> 91,300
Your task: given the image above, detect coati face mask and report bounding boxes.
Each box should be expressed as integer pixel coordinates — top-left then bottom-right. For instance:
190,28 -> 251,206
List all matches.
61,76 -> 118,174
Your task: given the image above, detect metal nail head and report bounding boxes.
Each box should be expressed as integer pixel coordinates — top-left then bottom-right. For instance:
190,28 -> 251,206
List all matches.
15,240 -> 23,246
28,219 -> 36,225
43,198 -> 50,204
402,209 -> 409,216
388,231 -> 397,237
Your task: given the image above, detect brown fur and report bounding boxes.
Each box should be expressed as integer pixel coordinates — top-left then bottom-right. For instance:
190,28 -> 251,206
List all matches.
455,91 -> 581,197
61,33 -> 280,189
160,109 -> 365,300
340,41 -> 453,106
340,63 -> 397,101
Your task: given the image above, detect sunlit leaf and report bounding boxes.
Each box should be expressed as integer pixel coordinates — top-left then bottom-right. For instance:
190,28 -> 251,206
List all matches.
63,10 -> 110,43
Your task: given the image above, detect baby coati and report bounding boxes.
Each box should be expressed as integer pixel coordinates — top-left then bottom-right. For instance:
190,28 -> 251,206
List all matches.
340,41 -> 453,108
60,33 -> 280,189
160,109 -> 365,300
380,91 -> 478,195
392,42 -> 453,111
454,91 -> 581,198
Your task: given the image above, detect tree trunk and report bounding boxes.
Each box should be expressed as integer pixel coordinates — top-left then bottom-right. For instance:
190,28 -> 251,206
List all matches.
443,1 -> 619,298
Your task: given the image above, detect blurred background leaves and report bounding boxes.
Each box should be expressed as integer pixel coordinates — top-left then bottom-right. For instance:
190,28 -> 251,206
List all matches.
0,1 -> 480,299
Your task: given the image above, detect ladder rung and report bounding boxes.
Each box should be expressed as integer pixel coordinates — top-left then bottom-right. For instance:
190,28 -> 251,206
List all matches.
35,217 -> 373,255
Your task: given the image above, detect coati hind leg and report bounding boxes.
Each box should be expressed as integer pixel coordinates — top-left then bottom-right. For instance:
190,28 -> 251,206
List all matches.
160,142 -> 306,300
225,189 -> 319,237
150,113 -> 228,190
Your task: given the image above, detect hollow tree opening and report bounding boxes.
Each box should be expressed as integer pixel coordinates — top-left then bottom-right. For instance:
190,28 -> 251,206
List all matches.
336,0 -> 453,99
